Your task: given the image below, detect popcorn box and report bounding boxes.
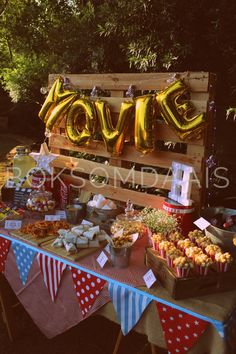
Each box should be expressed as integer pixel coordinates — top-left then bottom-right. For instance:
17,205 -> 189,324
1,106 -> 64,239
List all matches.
152,240 -> 160,252
175,266 -> 190,278
159,249 -> 167,259
145,247 -> 236,300
216,262 -> 231,273
194,264 -> 210,276
166,256 -> 174,268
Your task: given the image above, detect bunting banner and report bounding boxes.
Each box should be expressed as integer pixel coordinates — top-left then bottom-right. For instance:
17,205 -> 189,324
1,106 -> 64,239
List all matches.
0,236 -> 11,273
37,254 -> 67,302
12,242 -> 37,285
109,283 -> 152,335
71,267 -> 106,317
156,302 -> 208,354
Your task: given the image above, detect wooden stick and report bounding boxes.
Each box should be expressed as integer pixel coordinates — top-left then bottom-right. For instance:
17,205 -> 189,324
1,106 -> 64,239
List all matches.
0,274 -> 16,341
112,329 -> 123,354
150,343 -> 157,354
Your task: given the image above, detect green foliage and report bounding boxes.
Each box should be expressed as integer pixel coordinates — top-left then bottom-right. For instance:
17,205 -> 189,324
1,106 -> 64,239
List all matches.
1,53 -> 68,102
0,0 -> 236,105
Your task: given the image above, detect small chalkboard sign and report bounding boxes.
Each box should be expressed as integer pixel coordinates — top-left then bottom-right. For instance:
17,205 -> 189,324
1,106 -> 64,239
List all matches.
13,188 -> 33,208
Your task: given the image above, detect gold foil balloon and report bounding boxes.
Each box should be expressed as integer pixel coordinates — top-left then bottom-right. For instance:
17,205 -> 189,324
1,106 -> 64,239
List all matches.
38,77 -> 63,122
46,94 -> 78,131
66,98 -> 97,146
134,95 -> 155,154
39,77 -> 77,125
156,80 -> 205,140
95,100 -> 135,156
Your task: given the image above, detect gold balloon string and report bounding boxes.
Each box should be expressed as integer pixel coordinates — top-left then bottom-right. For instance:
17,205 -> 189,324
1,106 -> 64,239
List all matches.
90,86 -> 101,98
125,85 -> 136,98
166,73 -> 180,84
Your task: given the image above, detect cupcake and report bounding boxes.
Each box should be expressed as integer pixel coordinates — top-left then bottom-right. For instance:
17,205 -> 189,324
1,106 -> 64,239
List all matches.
177,238 -> 195,253
173,256 -> 193,278
168,231 -> 184,246
151,233 -> 166,251
195,236 -> 211,250
205,244 -> 222,261
159,241 -> 175,259
215,252 -> 233,272
185,246 -> 203,260
194,254 -> 213,276
166,248 -> 183,267
188,229 -> 205,242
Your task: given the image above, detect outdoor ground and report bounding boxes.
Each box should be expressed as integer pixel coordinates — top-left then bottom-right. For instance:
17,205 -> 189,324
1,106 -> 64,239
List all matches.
0,133 -> 166,354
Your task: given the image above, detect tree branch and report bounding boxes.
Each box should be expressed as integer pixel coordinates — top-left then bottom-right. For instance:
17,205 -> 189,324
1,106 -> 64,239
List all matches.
0,0 -> 9,16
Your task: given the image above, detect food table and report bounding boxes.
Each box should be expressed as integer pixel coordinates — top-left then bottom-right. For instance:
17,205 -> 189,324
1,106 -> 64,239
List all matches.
1,226 -> 236,354
1,71 -> 236,354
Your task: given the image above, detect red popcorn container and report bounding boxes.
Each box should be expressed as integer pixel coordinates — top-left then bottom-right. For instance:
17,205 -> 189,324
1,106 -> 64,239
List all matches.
152,240 -> 159,251
207,254 -> 216,262
175,267 -> 190,278
152,239 -> 162,252
159,249 -> 166,259
166,256 -> 174,268
163,198 -> 195,236
216,262 -> 231,273
194,264 -> 210,276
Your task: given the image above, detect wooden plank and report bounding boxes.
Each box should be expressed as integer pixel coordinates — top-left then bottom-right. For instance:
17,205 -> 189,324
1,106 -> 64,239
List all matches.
49,134 -> 202,172
10,230 -> 56,246
49,72 -> 210,92
200,73 -> 216,207
109,158 -> 122,187
109,90 -> 124,97
186,144 -> 205,169
50,127 -> 61,154
62,174 -> 165,209
190,92 -> 209,101
51,155 -> 173,190
155,121 -> 204,145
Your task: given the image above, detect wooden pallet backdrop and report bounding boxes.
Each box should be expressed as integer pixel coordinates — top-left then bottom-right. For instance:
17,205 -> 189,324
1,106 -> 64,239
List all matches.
48,72 -> 216,208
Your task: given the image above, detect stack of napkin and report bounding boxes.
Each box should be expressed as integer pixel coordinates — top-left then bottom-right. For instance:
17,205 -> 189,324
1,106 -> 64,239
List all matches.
88,194 -> 117,210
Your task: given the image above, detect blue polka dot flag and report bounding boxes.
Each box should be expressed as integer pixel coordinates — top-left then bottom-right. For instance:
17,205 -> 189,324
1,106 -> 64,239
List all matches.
109,283 -> 152,335
12,242 -> 37,285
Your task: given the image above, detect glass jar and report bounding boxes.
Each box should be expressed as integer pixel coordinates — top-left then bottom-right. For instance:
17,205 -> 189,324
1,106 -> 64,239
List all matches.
26,188 -> 55,213
111,200 -> 146,238
13,145 -> 36,187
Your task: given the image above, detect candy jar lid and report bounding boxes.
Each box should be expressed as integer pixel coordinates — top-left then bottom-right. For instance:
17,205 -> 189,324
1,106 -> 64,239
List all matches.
116,200 -> 141,221
15,145 -> 32,155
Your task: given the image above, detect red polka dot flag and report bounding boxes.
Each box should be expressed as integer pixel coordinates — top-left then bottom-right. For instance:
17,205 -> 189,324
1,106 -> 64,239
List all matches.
156,302 -> 208,354
0,237 -> 11,274
71,267 -> 106,318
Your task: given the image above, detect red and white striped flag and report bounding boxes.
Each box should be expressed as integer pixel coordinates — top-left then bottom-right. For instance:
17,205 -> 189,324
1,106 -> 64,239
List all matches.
37,254 -> 67,302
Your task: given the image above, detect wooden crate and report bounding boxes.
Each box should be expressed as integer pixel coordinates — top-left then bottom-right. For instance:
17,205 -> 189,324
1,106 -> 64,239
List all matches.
48,72 -> 216,209
145,247 -> 236,299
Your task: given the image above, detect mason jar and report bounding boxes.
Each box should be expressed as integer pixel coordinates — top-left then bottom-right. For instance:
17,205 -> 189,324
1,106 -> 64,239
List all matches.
13,145 -> 36,187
